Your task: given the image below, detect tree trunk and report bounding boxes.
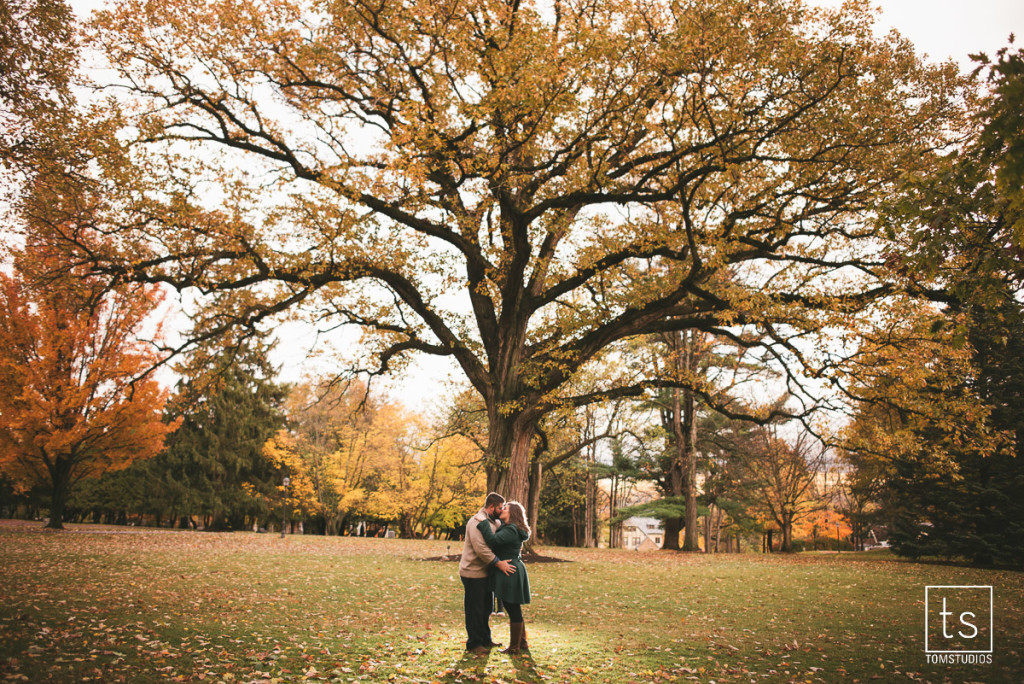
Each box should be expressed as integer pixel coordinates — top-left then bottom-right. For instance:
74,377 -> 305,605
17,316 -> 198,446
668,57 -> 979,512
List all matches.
606,473 -> 614,548
584,468 -> 597,548
502,422 -> 534,505
527,459 -> 542,534
45,495 -> 67,530
662,517 -> 681,551
660,385 -> 684,551
45,457 -> 72,530
400,513 -> 414,539
781,514 -> 793,552
714,506 -> 723,552
487,410 -> 537,506
681,362 -> 700,551
663,331 -> 701,552
572,505 -> 578,546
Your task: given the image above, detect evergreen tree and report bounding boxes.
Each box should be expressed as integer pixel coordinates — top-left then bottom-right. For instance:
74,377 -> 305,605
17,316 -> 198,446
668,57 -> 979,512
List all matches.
156,342 -> 289,530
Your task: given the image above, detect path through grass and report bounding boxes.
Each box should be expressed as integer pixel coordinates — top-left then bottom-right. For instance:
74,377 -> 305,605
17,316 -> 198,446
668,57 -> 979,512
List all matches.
1,521 -> 1021,683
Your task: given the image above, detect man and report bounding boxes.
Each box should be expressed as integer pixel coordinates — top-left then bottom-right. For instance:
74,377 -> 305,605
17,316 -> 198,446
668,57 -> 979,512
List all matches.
459,492 -> 516,654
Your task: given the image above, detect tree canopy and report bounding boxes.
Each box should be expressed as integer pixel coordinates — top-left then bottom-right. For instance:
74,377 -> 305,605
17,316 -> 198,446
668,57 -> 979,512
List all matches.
17,0 -> 959,511
841,45 -> 1024,566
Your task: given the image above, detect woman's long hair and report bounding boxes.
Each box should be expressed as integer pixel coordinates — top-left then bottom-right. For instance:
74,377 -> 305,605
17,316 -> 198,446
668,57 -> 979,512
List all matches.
505,501 -> 531,541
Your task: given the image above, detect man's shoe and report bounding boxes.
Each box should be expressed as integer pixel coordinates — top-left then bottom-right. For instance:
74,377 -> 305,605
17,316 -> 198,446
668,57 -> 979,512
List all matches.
467,646 -> 490,655
485,641 -> 503,649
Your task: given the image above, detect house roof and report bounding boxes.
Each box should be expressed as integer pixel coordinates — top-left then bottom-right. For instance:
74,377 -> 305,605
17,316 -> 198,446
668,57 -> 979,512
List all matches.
622,516 -> 664,535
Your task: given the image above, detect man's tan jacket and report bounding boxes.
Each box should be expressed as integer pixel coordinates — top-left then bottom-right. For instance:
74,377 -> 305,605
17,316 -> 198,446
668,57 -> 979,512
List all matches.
459,508 -> 498,578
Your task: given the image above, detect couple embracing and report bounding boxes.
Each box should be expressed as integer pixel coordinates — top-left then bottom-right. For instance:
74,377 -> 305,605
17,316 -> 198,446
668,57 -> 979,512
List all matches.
459,492 -> 532,655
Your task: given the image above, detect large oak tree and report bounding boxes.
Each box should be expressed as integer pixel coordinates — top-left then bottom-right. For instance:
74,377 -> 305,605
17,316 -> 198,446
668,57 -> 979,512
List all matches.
70,0 -> 961,503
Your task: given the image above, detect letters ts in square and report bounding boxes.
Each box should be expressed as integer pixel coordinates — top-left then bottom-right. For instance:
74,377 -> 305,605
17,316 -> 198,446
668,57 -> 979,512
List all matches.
925,586 -> 993,654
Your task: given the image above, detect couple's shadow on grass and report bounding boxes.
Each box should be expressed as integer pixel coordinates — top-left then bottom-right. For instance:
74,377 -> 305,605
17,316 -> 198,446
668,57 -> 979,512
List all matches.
444,649 -> 542,683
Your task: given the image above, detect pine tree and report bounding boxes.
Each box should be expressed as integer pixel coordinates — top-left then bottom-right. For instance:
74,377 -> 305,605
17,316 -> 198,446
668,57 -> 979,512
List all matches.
156,342 -> 289,531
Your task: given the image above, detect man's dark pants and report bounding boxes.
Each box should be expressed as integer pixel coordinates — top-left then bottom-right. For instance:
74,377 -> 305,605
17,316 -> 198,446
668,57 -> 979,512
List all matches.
461,575 -> 492,649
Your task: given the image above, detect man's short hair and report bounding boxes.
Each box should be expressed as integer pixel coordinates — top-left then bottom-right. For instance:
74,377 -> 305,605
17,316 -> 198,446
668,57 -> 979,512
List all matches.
484,492 -> 505,509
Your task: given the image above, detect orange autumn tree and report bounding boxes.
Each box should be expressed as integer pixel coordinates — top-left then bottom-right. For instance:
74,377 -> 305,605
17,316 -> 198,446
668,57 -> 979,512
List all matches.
0,236 -> 175,529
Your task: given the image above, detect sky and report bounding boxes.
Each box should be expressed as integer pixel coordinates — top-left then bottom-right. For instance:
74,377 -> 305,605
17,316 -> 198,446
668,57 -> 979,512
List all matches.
71,0 -> 1024,67
67,0 -> 1024,409
809,0 -> 1022,68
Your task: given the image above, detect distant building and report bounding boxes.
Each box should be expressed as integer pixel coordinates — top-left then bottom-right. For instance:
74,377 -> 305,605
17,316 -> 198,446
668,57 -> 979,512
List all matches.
622,516 -> 664,551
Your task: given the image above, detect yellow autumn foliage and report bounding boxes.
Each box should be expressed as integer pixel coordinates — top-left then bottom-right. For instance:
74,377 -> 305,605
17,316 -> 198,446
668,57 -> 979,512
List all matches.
262,381 -> 485,536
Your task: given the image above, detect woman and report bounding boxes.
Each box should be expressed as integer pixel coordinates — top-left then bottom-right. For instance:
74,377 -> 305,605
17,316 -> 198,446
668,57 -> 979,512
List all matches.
476,500 -> 531,654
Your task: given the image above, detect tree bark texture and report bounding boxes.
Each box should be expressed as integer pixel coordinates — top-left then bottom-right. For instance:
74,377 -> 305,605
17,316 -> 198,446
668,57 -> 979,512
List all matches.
44,456 -> 72,530
681,345 -> 701,551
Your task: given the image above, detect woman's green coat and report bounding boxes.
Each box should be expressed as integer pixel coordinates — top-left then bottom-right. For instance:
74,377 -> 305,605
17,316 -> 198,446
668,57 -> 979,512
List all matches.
476,520 -> 531,605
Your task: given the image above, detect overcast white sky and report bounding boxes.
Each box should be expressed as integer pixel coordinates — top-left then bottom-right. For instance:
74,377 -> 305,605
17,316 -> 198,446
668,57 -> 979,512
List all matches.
810,0 -> 1021,67
69,0 -> 1024,408
72,0 -> 1024,66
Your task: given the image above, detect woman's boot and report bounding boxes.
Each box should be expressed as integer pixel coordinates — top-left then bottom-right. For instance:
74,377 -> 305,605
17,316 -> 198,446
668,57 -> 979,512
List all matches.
501,622 -> 524,654
519,623 -> 529,651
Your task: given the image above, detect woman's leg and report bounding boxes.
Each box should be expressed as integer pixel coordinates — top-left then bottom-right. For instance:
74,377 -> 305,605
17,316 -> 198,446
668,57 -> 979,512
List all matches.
504,602 -> 523,622
505,602 -> 528,650
501,603 -> 524,654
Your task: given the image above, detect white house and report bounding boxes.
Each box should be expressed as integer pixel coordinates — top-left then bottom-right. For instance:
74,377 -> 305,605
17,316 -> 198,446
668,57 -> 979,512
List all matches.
622,516 -> 664,551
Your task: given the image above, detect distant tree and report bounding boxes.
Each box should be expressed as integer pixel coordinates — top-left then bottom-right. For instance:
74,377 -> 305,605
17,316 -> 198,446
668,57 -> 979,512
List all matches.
267,382 -> 356,535
287,380 -> 410,534
596,436 -> 648,549
66,464 -> 153,526
698,413 -> 763,552
527,387 -> 627,537
0,241 -> 174,529
536,456 -> 590,547
536,400 -> 624,549
624,407 -> 791,553
648,331 -> 705,552
727,424 -> 825,552
273,379 -> 476,537
644,328 -> 770,551
261,431 -> 319,531
411,434 -> 488,539
832,451 -> 885,552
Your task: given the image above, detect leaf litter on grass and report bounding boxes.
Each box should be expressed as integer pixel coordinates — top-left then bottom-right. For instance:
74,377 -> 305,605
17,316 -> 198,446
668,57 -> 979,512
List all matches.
2,521 -> 1023,683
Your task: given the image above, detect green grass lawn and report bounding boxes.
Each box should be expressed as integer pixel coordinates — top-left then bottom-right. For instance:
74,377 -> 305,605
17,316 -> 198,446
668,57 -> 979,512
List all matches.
1,521 -> 1021,683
